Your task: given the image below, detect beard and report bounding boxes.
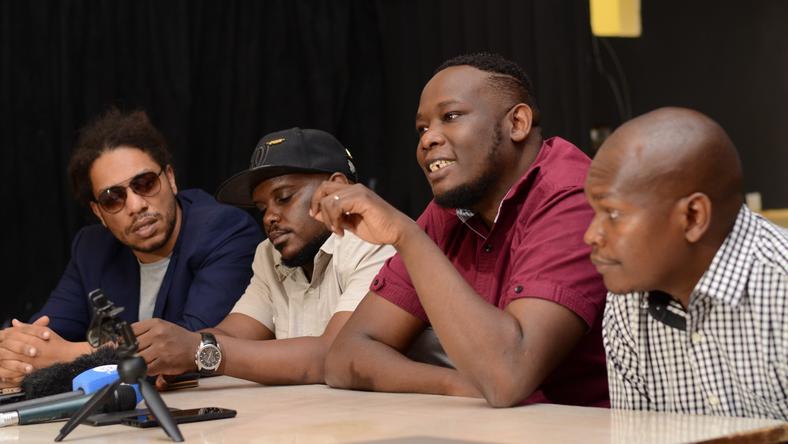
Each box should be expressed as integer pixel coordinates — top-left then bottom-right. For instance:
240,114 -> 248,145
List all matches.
128,196 -> 179,254
281,230 -> 331,268
434,123 -> 503,210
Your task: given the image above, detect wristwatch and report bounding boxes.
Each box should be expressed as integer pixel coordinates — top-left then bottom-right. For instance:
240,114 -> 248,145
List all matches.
194,332 -> 222,376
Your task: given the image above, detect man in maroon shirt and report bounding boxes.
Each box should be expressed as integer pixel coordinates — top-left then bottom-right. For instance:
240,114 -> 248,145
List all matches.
312,53 -> 608,407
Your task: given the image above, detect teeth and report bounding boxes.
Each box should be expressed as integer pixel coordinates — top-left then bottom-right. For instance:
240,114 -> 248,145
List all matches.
429,160 -> 455,172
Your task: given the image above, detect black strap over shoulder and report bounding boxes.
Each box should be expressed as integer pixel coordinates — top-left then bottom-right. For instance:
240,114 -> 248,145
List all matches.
647,291 -> 686,331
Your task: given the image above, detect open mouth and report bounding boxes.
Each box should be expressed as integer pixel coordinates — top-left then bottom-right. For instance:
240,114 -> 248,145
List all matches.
130,217 -> 158,237
428,159 -> 456,172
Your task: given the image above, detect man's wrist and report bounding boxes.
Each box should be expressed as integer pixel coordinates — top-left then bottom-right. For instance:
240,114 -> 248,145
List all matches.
59,341 -> 90,363
392,219 -> 425,251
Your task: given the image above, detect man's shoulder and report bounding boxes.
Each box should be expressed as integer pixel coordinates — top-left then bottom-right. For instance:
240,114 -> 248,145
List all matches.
529,137 -> 592,193
179,188 -> 250,220
752,215 -> 788,274
604,292 -> 647,323
71,224 -> 121,254
331,231 -> 395,265
179,189 -> 258,238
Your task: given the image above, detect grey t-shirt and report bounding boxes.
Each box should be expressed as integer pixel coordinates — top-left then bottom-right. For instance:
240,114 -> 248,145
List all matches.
138,257 -> 171,321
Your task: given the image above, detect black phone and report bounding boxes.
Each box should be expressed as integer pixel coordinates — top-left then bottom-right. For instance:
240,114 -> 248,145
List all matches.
0,391 -> 25,405
85,408 -> 180,426
120,407 -> 236,428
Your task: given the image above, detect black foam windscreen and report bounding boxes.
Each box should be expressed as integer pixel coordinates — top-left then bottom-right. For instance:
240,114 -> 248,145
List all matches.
106,384 -> 138,413
21,346 -> 121,399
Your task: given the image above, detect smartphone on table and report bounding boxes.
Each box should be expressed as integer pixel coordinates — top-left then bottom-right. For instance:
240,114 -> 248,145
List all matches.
120,407 -> 236,428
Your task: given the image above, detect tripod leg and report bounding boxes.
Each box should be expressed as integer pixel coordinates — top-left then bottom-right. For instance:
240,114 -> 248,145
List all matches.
138,377 -> 184,442
55,380 -> 120,442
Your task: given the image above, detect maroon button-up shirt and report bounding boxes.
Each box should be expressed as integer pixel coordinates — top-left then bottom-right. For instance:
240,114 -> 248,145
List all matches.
371,137 -> 609,407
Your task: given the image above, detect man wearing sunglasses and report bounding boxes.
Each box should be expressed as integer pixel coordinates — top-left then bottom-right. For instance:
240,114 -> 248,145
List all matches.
0,109 -> 261,386
125,128 -> 394,386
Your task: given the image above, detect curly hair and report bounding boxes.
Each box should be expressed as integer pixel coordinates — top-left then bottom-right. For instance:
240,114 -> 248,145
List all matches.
436,52 -> 540,126
68,109 -> 173,207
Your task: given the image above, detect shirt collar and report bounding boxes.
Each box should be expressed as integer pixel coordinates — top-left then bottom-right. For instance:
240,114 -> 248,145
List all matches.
693,205 -> 757,306
272,233 -> 337,281
454,139 -> 546,236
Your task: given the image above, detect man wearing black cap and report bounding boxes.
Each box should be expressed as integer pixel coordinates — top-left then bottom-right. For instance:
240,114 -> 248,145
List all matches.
132,128 -> 394,385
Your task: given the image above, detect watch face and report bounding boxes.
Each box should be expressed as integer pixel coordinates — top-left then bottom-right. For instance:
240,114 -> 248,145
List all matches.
198,345 -> 221,370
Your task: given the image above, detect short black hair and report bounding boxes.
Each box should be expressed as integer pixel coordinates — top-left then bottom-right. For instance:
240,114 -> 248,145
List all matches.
68,108 -> 173,207
436,52 -> 540,126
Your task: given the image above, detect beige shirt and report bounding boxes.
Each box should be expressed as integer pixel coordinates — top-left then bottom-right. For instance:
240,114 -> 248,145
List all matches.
231,232 -> 394,339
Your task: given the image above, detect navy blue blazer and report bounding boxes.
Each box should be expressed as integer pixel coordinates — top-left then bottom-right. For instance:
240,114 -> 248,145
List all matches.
32,189 -> 262,341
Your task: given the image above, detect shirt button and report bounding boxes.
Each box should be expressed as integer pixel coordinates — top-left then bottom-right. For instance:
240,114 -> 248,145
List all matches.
514,285 -> 523,294
691,332 -> 704,344
373,278 -> 379,286
708,394 -> 720,406
483,244 -> 493,253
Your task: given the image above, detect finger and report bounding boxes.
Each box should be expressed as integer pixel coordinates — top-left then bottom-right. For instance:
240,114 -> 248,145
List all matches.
135,333 -> 155,352
136,346 -> 157,366
131,319 -> 155,337
0,364 -> 27,380
0,346 -> 30,362
0,375 -> 25,387
145,356 -> 163,375
32,316 -> 50,327
0,337 -> 45,358
324,194 -> 351,236
310,181 -> 348,220
7,323 -> 52,341
0,359 -> 33,376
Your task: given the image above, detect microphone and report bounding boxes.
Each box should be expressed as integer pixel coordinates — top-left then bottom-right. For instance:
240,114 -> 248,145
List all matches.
22,346 -> 120,399
0,347 -> 139,415
0,385 -> 137,427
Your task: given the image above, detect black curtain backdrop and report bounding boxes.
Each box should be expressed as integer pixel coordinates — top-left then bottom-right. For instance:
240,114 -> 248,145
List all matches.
1,0 -> 593,323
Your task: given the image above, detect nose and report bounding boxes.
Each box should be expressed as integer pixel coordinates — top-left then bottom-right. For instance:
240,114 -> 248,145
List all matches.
583,214 -> 604,247
263,206 -> 281,228
418,127 -> 445,151
125,189 -> 149,214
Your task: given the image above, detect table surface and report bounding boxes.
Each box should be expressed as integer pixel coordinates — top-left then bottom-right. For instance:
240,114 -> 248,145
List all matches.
3,376 -> 787,444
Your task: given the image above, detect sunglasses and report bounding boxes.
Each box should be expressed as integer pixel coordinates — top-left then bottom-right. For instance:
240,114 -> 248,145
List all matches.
94,168 -> 165,214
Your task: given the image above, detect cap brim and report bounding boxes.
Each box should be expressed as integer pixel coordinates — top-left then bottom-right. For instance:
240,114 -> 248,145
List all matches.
215,165 -> 333,207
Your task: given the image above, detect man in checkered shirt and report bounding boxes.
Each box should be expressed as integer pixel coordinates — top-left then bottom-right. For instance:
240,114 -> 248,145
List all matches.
584,107 -> 787,420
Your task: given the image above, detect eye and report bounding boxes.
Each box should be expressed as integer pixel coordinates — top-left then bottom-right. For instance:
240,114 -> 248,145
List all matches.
443,111 -> 461,121
416,125 -> 428,135
275,195 -> 292,204
608,209 -> 621,220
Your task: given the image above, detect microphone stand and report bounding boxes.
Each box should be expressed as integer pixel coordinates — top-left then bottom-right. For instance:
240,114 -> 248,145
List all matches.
55,289 -> 183,442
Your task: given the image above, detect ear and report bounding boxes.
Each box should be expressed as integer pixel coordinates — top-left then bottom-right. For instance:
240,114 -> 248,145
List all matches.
164,165 -> 178,195
327,172 -> 350,185
508,104 -> 533,143
679,192 -> 712,243
90,202 -> 107,227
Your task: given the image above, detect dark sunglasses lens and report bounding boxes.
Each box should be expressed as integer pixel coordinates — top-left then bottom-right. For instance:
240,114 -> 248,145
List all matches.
97,187 -> 126,213
130,171 -> 161,196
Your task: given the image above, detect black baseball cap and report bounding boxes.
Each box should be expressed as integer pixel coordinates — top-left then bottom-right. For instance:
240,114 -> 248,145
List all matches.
215,127 -> 357,207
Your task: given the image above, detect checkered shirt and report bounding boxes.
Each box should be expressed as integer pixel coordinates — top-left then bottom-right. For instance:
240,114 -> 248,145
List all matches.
603,205 -> 788,420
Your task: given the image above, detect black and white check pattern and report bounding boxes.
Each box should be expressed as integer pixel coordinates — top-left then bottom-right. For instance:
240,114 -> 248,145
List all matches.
603,205 -> 788,420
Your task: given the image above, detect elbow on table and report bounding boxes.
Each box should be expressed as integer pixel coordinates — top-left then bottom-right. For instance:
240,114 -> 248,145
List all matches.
478,373 -> 530,408
323,343 -> 353,389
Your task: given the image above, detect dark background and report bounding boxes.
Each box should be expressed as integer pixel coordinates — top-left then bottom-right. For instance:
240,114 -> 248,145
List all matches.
2,0 -> 787,323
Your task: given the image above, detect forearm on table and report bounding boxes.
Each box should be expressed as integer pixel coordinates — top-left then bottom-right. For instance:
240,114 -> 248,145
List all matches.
325,332 -> 467,396
216,335 -> 332,385
393,227 -> 532,403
